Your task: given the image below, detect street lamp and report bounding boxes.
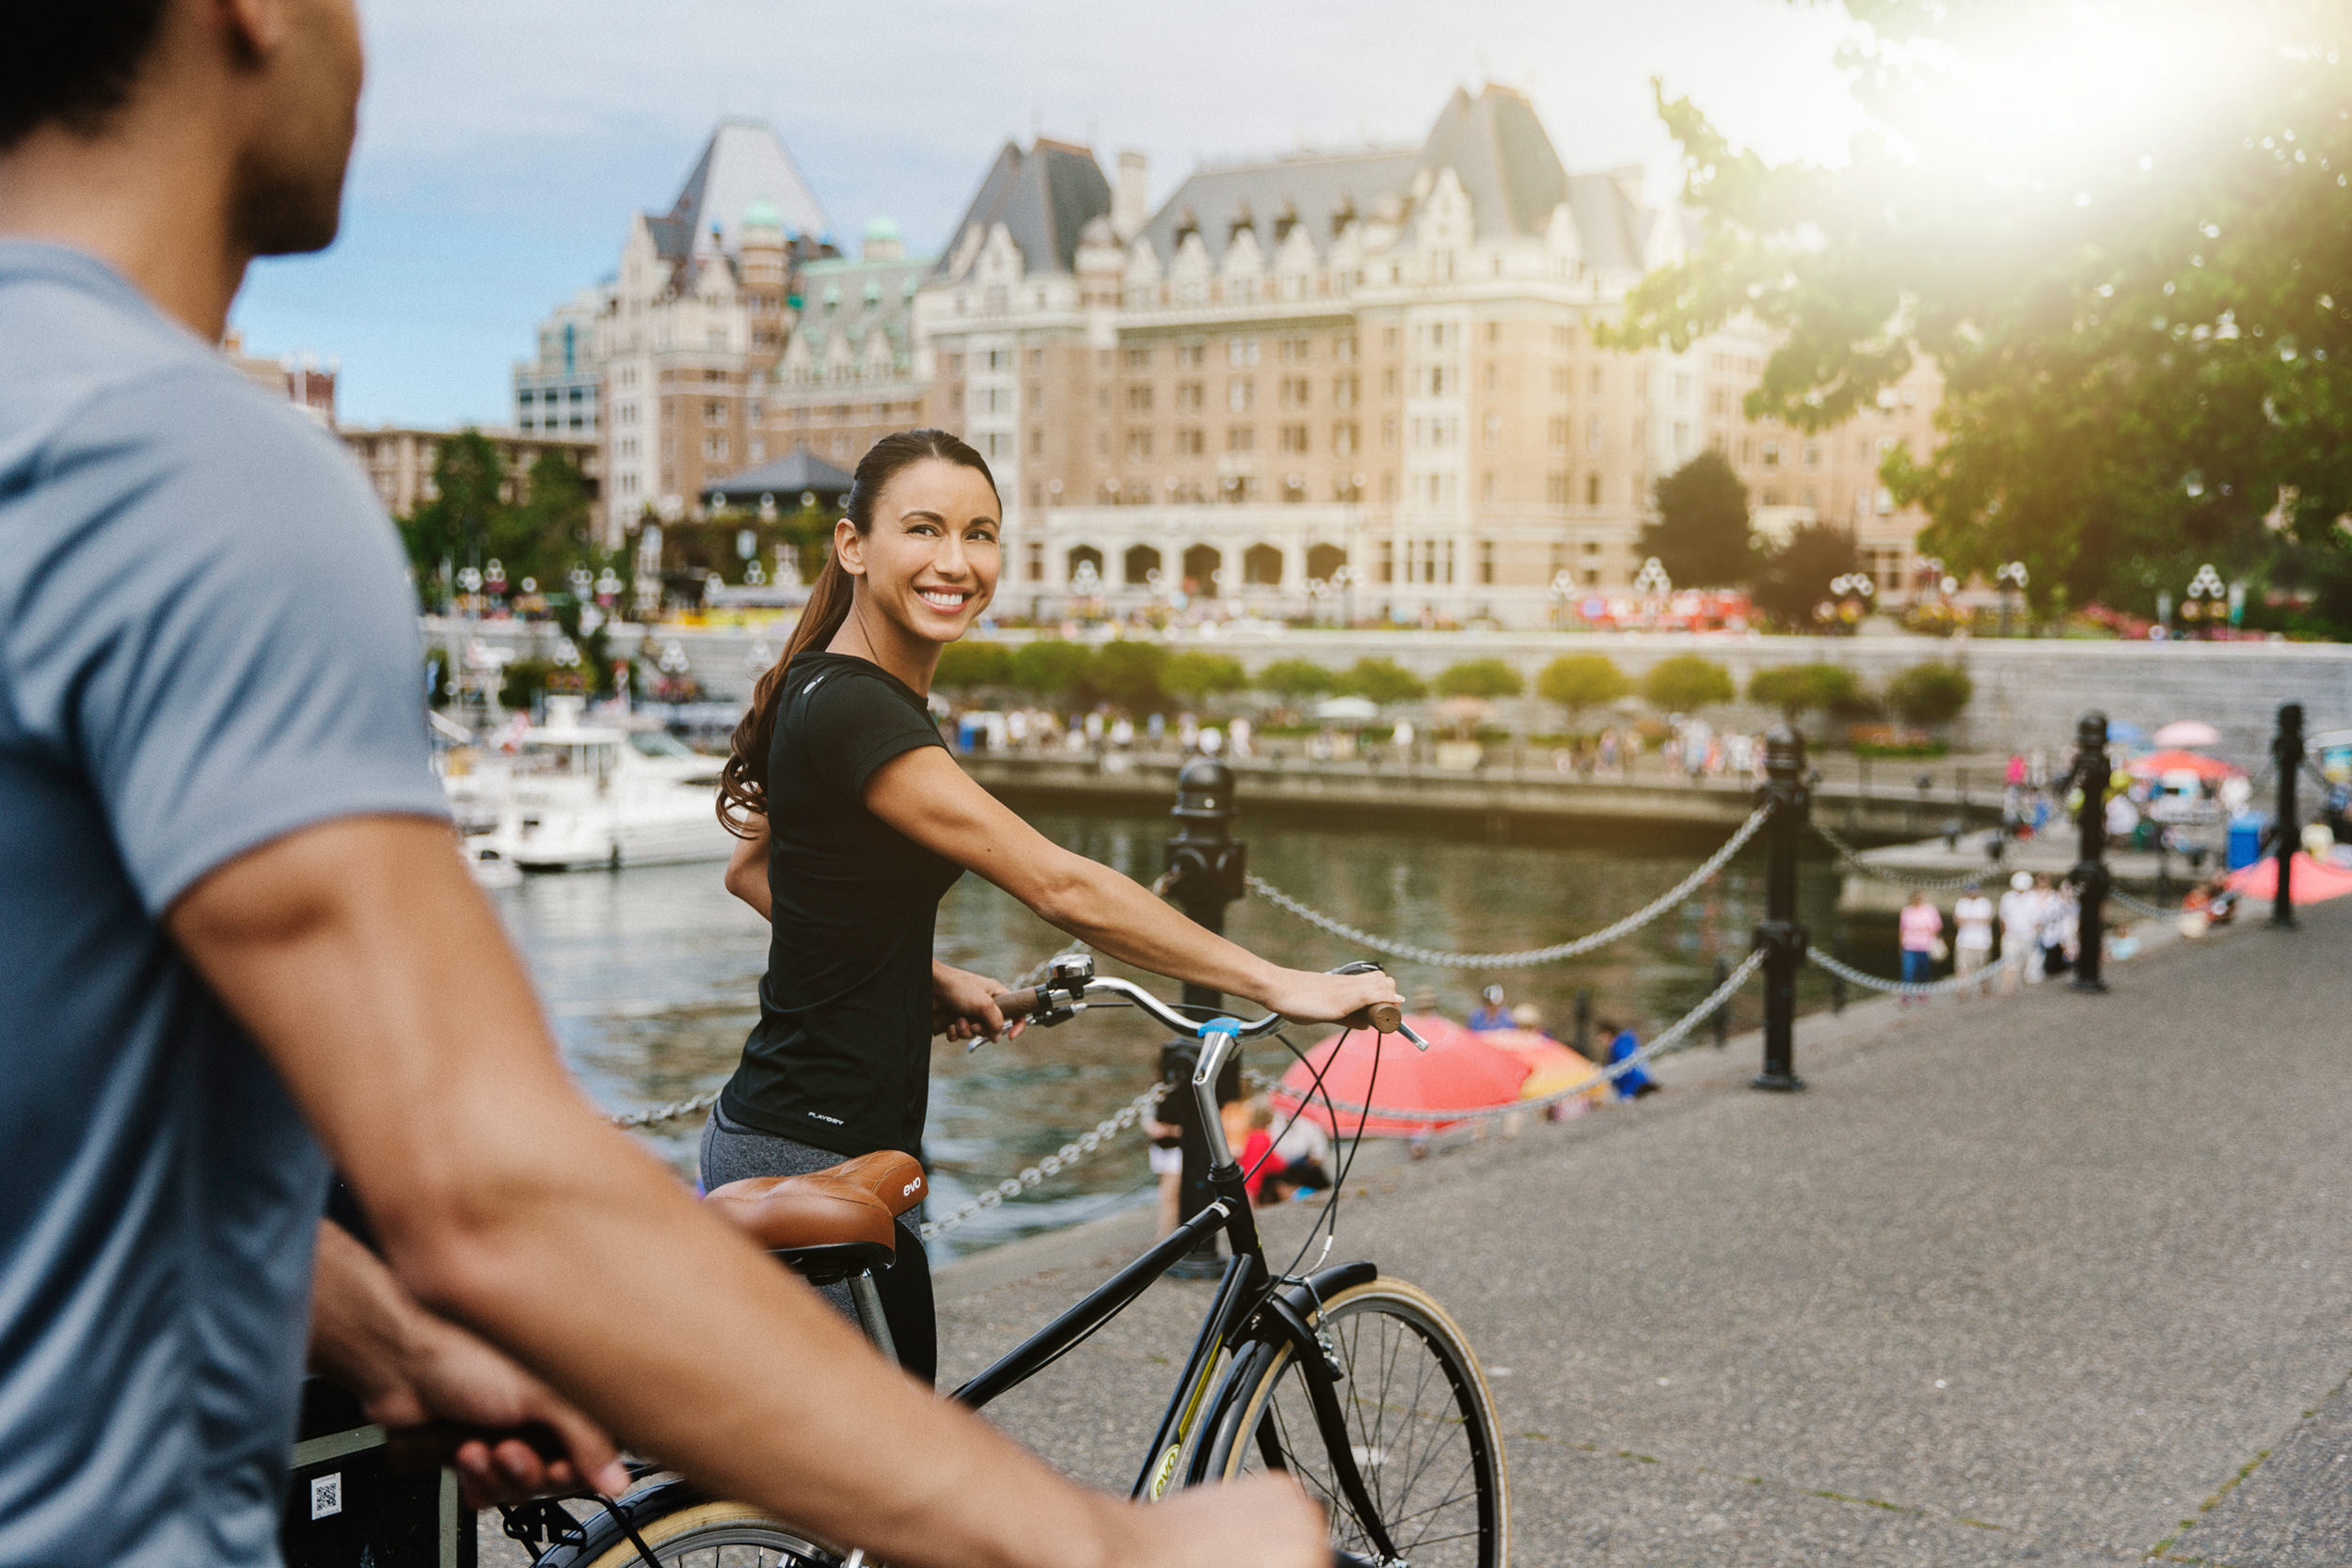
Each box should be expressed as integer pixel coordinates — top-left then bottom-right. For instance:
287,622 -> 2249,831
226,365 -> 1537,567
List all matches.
2182,562 -> 2225,638
1548,568 -> 1579,629
1996,561 -> 2027,636
1828,572 -> 1876,633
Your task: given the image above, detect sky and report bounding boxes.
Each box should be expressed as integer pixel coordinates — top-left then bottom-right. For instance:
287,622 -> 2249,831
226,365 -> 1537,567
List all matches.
233,0 -> 1869,429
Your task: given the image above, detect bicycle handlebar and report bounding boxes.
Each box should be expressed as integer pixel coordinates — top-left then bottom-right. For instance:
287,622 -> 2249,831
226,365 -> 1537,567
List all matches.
985,963 -> 1423,1048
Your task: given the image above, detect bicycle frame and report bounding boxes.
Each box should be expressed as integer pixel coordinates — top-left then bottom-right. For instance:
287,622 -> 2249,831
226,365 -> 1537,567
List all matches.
944,1007 -> 1405,1560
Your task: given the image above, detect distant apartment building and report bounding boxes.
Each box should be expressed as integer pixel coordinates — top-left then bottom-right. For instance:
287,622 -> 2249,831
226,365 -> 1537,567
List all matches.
515,283 -> 610,438
527,91 -> 1940,620
222,330 -> 340,427
341,425 -> 600,524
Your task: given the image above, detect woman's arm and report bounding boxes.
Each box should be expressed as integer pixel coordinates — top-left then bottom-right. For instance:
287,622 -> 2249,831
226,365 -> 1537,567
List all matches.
724,817 -> 771,919
864,749 -> 1397,1024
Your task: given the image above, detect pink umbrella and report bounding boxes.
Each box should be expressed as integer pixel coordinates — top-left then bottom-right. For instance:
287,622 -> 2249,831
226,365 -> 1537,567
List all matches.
2225,852 -> 2352,905
2152,720 -> 2223,748
2125,749 -> 2238,782
1269,1015 -> 1529,1137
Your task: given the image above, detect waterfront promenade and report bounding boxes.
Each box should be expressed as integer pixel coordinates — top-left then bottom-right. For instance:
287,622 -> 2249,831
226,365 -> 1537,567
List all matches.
934,895 -> 2351,1564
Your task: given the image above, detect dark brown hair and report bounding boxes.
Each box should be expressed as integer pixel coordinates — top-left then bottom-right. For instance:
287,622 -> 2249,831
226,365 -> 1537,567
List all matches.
0,0 -> 172,150
716,429 -> 997,835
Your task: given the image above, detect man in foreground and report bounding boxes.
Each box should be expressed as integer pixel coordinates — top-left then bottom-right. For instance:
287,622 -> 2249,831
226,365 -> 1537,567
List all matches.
0,3 -> 1323,1564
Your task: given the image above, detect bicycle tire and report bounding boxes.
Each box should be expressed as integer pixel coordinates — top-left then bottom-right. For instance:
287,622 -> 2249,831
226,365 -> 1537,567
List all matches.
533,1481 -> 844,1567
1204,1277 -> 1509,1568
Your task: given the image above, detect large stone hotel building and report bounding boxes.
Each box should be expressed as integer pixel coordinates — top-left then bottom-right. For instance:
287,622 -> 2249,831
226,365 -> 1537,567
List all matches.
521,88 -> 1940,626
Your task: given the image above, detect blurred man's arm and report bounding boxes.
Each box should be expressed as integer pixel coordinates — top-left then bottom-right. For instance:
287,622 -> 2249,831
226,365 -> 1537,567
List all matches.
174,816 -> 1321,1568
309,1217 -> 625,1506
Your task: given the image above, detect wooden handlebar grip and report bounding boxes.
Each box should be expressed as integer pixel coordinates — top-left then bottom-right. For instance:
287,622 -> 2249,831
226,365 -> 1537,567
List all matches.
1366,1001 -> 1404,1033
993,988 -> 1040,1021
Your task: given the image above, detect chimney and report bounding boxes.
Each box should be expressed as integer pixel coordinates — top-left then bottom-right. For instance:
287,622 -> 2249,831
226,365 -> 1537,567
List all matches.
1114,150 -> 1150,242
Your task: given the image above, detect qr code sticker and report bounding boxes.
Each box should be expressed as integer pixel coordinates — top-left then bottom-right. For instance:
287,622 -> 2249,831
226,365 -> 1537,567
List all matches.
310,1472 -> 342,1520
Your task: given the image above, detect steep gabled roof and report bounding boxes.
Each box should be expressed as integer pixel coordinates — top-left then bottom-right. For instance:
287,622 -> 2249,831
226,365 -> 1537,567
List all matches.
654,118 -> 831,262
707,447 -> 855,504
1415,85 -> 1569,242
1135,148 -> 1421,268
934,138 -> 1113,278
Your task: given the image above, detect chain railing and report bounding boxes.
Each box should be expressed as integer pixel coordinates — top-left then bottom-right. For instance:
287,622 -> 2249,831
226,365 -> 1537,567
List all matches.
606,1088 -> 724,1131
1809,816 -> 1995,892
1805,944 -> 2027,999
917,1083 -> 1167,1240
1244,802 -> 1774,969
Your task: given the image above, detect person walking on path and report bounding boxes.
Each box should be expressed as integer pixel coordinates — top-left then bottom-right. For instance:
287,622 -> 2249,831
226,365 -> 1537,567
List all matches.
1999,871 -> 2042,990
0,8 -> 1324,1567
1953,881 -> 1996,994
1898,891 -> 1947,1002
1466,983 -> 1511,1031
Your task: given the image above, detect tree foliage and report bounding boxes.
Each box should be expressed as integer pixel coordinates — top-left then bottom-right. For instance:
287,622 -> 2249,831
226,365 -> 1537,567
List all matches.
1612,0 -> 2352,626
1641,451 -> 1757,587
934,641 -> 1016,689
395,435 -> 613,606
1009,639 -> 1092,696
1256,658 -> 1338,699
1641,654 -> 1736,712
1433,657 -> 1525,699
1886,661 -> 1975,727
1748,663 -> 1867,722
1163,651 -> 1248,702
1089,641 -> 1170,708
1338,657 -> 1428,705
1536,653 -> 1631,719
1749,523 -> 1862,628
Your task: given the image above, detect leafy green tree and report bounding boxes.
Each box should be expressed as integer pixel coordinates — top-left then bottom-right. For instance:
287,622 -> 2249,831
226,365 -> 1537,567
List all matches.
1612,0 -> 2352,626
397,429 -> 507,591
1010,640 -> 1091,697
1090,641 -> 1170,709
1886,662 -> 1975,728
510,450 -> 597,588
1433,657 -> 1525,699
1640,451 -> 1757,587
1749,523 -> 1862,629
1748,663 -> 1866,723
1338,657 -> 1427,705
1163,651 -> 1248,704
1536,653 -> 1631,723
1256,658 -> 1338,700
934,641 -> 1015,689
1640,654 -> 1735,713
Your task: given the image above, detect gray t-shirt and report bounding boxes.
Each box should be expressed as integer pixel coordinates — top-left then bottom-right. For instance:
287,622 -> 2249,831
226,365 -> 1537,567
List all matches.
0,244 -> 450,1566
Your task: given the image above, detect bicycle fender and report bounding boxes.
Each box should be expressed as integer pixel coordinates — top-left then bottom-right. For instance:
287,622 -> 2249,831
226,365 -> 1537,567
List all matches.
1245,1265 -> 1400,1564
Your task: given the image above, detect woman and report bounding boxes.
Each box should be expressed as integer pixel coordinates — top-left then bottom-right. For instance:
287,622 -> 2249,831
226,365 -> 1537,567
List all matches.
703,431 -> 1400,1383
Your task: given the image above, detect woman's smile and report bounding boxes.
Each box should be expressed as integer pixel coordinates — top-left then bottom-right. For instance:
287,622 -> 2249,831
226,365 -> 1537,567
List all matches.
915,585 -> 973,614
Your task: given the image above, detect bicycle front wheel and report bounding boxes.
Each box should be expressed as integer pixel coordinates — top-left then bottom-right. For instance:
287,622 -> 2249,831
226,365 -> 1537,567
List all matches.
1206,1277 -> 1508,1568
542,1483 -> 843,1567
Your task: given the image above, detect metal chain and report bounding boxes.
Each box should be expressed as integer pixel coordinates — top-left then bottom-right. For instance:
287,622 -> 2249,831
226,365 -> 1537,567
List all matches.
606,1088 -> 723,1130
1249,948 -> 1767,1124
919,1083 -> 1167,1240
1805,944 -> 2026,999
2108,886 -> 2182,919
1244,803 -> 1775,969
1809,816 -> 1997,892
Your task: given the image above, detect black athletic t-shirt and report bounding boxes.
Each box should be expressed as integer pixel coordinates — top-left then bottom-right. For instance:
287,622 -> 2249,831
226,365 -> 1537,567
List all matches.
721,651 -> 960,1156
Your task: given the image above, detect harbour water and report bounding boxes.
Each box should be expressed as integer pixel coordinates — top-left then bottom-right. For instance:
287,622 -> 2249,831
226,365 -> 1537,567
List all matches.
494,810 -> 1882,1258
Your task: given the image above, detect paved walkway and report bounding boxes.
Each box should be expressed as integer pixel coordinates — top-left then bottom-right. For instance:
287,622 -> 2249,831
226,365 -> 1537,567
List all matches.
935,895 -> 2352,1565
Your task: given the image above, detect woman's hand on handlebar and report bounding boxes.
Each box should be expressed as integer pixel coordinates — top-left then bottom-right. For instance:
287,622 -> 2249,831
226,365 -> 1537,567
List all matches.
930,959 -> 1024,1044
1256,965 -> 1404,1030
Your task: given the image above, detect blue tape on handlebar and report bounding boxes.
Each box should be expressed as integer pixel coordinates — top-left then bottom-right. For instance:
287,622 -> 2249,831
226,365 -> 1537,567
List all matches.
1196,1017 -> 1244,1038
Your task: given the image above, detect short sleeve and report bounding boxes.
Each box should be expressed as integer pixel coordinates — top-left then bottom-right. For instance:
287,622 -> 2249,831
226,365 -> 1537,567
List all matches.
798,670 -> 946,802
1,368 -> 449,915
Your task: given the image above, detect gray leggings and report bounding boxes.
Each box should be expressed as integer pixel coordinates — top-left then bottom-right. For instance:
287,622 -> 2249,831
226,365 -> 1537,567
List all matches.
698,1104 -> 937,1384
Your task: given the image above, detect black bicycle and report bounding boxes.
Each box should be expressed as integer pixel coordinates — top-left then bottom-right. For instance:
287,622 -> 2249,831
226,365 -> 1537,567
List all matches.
496,957 -> 1510,1568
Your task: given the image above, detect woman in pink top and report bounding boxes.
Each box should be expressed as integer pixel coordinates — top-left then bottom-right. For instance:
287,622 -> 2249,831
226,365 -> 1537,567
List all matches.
1898,891 -> 1945,999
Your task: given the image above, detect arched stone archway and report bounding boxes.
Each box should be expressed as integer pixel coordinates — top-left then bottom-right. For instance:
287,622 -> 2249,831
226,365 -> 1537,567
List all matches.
1306,543 -> 1347,581
1242,543 -> 1284,586
1067,545 -> 1104,584
1182,544 -> 1221,595
1124,544 -> 1162,586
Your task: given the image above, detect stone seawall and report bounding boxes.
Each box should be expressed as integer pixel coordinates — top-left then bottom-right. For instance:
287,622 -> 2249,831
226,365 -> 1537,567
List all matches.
434,618 -> 2352,761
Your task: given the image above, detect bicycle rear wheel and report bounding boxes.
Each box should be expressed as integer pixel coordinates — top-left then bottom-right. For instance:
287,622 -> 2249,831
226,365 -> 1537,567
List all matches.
1207,1277 -> 1508,1568
537,1482 -> 842,1567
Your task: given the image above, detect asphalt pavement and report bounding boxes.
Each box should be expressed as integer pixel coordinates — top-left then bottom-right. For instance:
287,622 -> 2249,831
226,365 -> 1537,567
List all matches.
933,894 -> 2352,1565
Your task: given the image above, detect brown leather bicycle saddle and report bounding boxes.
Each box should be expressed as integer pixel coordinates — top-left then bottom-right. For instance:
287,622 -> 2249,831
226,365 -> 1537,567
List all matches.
705,1150 -> 928,1254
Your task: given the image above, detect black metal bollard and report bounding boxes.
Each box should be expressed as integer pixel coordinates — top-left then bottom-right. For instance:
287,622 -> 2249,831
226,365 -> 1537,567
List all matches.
1572,987 -> 1594,1061
2068,711 -> 2112,992
1711,958 -> 1730,1048
1162,756 -> 1248,1271
1752,725 -> 1809,1092
2272,702 -> 2304,928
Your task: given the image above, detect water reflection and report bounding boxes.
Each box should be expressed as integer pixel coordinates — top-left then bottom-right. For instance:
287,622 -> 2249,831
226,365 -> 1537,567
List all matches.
492,811 -> 1880,1258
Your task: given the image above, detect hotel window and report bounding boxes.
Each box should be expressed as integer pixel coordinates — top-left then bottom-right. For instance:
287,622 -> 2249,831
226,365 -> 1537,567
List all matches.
1585,415 -> 1602,454
1804,440 -> 1821,468
1227,425 -> 1255,452
1585,473 -> 1601,505
1279,423 -> 1310,453
1026,540 -> 1044,580
1382,367 -> 1400,396
1279,338 -> 1312,364
1549,416 -> 1570,451
1123,346 -> 1152,371
1280,376 -> 1311,409
1030,427 -> 1043,456
1589,366 -> 1605,395
703,434 -> 727,460
1478,539 -> 1495,582
1176,427 -> 1205,454
1762,440 -> 1782,468
1333,374 -> 1357,409
1482,413 -> 1501,450
1333,422 -> 1358,457
1381,415 -> 1398,451
1479,473 -> 1497,507
1176,381 -> 1204,411
704,399 -> 725,423
1226,338 -> 1260,367
1175,343 -> 1206,368
1126,385 -> 1153,413
1028,348 -> 1045,371
1335,336 -> 1357,364
1126,430 -> 1152,459
1228,380 -> 1256,413
1546,472 -> 1570,506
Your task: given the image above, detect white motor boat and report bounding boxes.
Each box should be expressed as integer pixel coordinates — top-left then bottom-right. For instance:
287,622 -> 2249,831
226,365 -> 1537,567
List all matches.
459,698 -> 735,873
